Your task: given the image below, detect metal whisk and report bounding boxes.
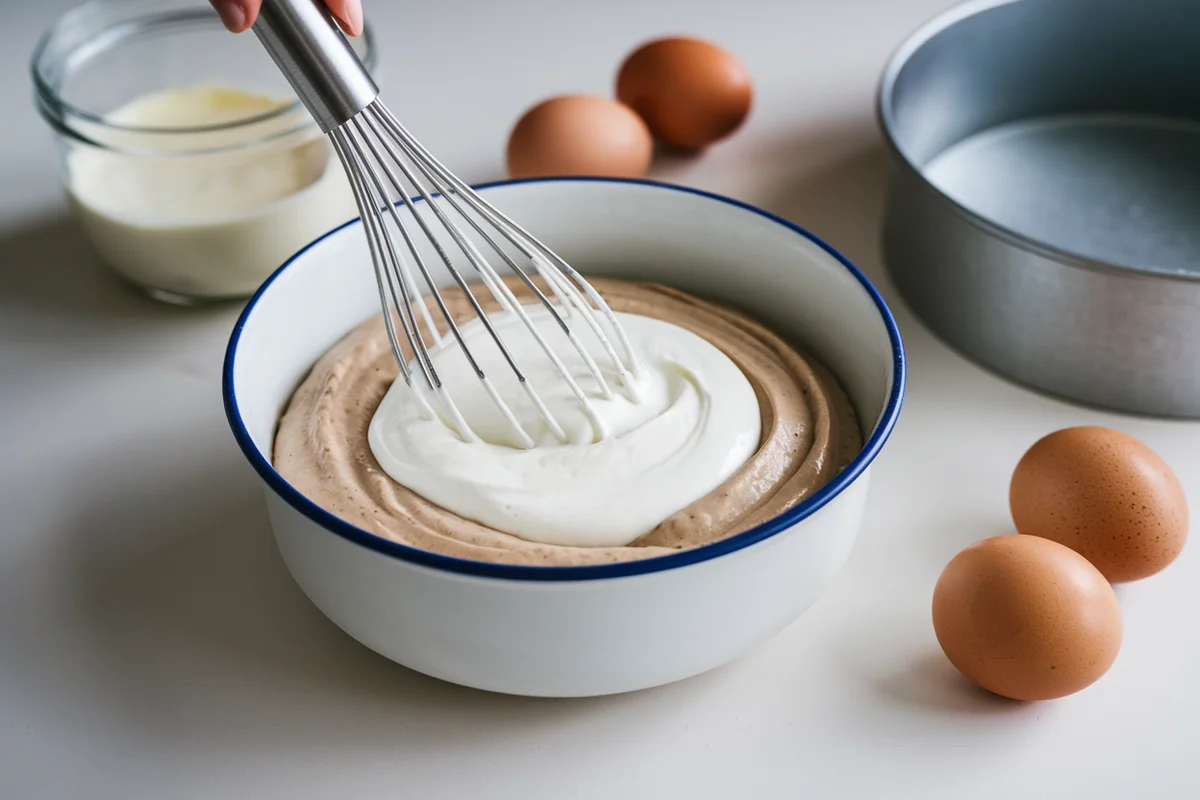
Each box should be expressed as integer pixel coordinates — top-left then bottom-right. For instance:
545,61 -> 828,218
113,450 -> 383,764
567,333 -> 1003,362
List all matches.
252,0 -> 640,448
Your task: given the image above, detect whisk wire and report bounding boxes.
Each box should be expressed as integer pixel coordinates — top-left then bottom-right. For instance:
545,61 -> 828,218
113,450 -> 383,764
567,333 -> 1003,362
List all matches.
367,108 -> 617,402
348,116 -> 558,447
371,105 -> 642,389
345,107 -> 643,447
337,128 -> 440,383
362,110 -> 617,417
330,133 -> 413,384
332,128 -> 483,442
253,0 -> 647,450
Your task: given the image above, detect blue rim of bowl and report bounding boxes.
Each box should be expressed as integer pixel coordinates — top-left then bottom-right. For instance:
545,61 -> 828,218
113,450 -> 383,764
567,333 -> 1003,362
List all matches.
223,176 -> 906,582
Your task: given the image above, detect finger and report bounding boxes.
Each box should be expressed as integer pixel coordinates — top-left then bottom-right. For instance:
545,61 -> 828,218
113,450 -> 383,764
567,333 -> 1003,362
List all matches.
324,0 -> 364,36
213,0 -> 360,37
211,0 -> 259,32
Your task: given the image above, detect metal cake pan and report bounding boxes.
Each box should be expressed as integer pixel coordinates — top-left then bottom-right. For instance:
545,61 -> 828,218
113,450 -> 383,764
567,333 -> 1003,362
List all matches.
878,0 -> 1200,417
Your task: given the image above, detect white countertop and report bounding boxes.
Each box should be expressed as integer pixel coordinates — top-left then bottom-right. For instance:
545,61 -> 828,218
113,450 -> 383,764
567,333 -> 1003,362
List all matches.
3,1 -> 1197,797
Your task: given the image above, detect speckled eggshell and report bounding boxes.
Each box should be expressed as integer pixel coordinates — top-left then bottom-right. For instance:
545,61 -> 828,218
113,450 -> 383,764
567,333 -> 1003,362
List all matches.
932,535 -> 1123,701
1010,426 -> 1188,583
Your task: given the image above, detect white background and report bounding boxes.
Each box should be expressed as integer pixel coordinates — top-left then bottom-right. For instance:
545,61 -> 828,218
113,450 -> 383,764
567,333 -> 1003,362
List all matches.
2,1 -> 1197,797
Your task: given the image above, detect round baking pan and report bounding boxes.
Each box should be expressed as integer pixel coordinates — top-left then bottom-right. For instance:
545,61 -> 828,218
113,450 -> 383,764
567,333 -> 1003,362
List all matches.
878,0 -> 1200,417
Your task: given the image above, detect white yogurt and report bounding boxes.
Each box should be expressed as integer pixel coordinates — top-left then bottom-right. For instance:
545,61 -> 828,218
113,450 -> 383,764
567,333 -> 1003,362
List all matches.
67,86 -> 357,301
368,304 -> 762,548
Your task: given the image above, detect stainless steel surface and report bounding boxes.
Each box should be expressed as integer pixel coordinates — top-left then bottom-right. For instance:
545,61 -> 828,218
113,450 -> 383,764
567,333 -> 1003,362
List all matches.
926,117 -> 1200,278
879,0 -> 1200,417
326,102 -> 639,449
252,4 -> 639,447
252,0 -> 378,132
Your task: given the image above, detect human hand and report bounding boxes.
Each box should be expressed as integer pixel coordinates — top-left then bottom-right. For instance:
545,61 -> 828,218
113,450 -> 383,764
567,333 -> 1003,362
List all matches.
211,0 -> 363,36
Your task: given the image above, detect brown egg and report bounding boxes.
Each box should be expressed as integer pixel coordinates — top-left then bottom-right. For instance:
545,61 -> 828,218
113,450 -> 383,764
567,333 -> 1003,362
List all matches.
505,95 -> 653,179
616,37 -> 752,150
1010,426 -> 1188,583
933,535 -> 1122,701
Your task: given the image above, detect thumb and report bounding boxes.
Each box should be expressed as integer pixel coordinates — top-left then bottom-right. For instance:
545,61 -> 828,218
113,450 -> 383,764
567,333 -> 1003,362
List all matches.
211,0 -> 258,32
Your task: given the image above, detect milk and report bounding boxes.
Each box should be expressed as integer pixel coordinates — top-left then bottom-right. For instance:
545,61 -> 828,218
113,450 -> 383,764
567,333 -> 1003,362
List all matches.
67,86 -> 357,301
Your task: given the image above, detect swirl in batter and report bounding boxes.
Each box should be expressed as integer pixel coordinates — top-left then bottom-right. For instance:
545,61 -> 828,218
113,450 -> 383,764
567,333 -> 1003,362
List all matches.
274,278 -> 862,566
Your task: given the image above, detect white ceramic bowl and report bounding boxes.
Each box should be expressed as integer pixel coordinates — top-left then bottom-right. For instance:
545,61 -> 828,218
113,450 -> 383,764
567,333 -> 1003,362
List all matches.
224,178 -> 905,697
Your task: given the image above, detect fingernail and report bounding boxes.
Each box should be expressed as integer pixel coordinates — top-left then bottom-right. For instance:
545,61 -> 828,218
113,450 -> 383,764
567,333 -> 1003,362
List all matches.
213,0 -> 248,32
345,2 -> 364,36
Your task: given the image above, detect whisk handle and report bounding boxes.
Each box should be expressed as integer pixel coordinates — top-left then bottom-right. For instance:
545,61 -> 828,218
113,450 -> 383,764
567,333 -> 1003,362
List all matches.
252,0 -> 379,132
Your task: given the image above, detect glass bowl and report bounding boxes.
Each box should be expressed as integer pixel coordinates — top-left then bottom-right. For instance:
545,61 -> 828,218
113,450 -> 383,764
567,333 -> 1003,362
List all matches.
32,0 -> 378,305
